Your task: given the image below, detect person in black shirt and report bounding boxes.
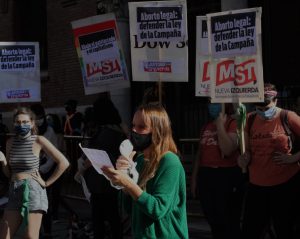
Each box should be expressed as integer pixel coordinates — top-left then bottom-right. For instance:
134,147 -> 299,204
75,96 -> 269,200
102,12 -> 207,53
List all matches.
79,96 -> 126,239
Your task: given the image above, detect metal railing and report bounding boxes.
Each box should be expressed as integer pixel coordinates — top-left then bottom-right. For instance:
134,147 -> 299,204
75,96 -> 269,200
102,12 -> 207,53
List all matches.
0,134 -> 201,200
60,136 -> 201,199
178,138 -> 199,200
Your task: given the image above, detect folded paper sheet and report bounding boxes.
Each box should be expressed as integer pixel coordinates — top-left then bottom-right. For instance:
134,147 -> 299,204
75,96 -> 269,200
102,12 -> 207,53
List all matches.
79,144 -> 122,189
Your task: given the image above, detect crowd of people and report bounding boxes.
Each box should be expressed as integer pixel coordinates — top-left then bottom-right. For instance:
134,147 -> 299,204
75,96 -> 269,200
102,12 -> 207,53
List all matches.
191,83 -> 300,239
0,83 -> 300,238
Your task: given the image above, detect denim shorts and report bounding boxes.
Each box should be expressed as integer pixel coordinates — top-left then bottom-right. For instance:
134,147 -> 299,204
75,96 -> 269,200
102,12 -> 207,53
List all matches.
6,178 -> 48,213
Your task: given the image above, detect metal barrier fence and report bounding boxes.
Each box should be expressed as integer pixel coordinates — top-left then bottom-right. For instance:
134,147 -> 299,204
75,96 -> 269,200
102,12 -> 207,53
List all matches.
178,138 -> 199,198
0,134 -> 202,236
0,134 -> 200,199
62,135 -> 89,200
61,136 -> 200,199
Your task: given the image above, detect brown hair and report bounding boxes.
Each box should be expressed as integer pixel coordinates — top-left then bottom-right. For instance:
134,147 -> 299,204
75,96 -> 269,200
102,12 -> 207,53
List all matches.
136,104 -> 178,189
13,107 -> 38,135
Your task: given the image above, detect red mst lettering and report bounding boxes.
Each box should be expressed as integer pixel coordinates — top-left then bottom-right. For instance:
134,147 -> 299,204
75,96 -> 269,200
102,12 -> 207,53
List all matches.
216,59 -> 256,86
86,59 -> 121,77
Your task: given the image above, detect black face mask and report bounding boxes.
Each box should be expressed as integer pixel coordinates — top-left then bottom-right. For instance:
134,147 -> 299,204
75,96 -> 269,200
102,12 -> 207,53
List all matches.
130,131 -> 152,151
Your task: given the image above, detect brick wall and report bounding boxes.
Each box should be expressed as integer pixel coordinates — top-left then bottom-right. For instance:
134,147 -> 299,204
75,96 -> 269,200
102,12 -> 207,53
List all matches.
0,0 -> 17,113
0,0 -> 14,42
0,0 -> 132,128
0,0 -> 108,112
45,0 -> 101,108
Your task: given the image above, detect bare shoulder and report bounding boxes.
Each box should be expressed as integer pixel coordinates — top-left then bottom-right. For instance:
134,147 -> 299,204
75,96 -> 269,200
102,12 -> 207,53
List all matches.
35,135 -> 50,145
287,110 -> 299,118
285,110 -> 300,123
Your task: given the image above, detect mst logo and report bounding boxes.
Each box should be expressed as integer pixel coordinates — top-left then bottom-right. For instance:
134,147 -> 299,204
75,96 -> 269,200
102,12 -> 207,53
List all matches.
201,61 -> 210,82
86,59 -> 121,77
216,59 -> 256,86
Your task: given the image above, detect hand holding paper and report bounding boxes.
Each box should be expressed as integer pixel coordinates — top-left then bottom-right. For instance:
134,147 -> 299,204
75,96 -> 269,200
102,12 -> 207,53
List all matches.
102,166 -> 135,189
79,143 -> 114,174
79,143 -> 122,189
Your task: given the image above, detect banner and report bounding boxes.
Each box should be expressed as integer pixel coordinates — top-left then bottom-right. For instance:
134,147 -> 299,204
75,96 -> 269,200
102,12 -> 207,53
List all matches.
0,42 -> 40,103
129,0 -> 188,82
136,5 -> 185,43
195,16 -> 210,96
207,8 -> 264,103
71,13 -> 129,95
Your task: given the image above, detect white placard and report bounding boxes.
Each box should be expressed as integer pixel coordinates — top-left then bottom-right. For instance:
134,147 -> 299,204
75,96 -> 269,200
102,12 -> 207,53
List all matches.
207,8 -> 264,103
129,0 -> 188,82
71,13 -> 129,95
195,16 -> 210,96
0,42 -> 40,103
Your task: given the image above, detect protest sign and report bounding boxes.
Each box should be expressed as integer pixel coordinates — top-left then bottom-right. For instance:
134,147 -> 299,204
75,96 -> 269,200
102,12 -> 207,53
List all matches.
71,13 -> 129,95
0,42 -> 40,103
207,8 -> 264,103
208,9 -> 257,59
136,5 -> 185,43
129,0 -> 188,82
195,16 -> 210,96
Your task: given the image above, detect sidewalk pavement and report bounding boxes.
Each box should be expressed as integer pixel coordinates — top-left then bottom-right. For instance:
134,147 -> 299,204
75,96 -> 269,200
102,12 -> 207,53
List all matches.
43,198 -> 212,239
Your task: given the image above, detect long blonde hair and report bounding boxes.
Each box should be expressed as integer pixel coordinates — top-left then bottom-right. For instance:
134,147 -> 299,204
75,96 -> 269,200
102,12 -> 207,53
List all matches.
137,104 -> 178,189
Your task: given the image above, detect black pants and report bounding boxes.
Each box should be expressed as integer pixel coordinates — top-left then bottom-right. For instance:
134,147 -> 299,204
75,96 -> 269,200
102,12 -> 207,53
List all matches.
90,193 -> 122,239
51,176 -> 63,219
197,167 -> 245,239
242,172 -> 300,239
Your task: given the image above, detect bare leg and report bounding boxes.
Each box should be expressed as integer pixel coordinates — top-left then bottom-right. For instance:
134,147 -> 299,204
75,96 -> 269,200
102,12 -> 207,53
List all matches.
0,210 -> 22,239
23,211 -> 43,239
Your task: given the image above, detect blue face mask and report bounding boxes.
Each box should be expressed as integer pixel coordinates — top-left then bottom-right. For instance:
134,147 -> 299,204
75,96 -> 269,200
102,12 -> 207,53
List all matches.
14,124 -> 31,137
208,103 -> 222,119
256,106 -> 277,120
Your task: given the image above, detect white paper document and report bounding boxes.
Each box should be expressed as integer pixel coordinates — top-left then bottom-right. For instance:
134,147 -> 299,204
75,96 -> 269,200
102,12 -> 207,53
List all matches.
79,144 -> 122,190
79,144 -> 114,174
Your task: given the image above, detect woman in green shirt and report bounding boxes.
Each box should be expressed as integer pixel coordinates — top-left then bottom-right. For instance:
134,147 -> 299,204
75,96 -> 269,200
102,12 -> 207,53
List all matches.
103,104 -> 188,239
